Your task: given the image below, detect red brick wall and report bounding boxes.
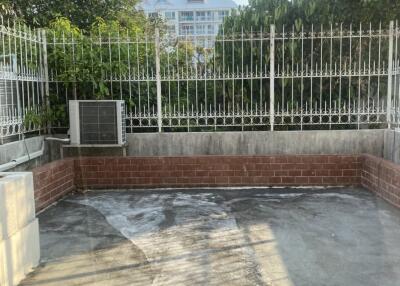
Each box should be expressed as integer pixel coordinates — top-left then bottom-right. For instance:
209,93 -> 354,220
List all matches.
32,158 -> 75,212
361,154 -> 400,208
32,154 -> 400,211
75,155 -> 362,189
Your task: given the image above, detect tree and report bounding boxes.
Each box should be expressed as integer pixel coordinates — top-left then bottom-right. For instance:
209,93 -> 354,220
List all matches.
224,0 -> 400,31
7,0 -> 144,29
211,0 -> 400,130
0,0 -> 16,20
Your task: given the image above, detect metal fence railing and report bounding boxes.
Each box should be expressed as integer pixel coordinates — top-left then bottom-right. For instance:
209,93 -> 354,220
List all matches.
391,53 -> 400,129
0,20 -> 48,143
1,20 -> 400,143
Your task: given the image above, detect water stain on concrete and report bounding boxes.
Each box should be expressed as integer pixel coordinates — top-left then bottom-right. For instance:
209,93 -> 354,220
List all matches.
21,187 -> 400,286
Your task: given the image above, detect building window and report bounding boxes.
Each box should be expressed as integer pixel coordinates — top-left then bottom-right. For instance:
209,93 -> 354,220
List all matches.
179,11 -> 194,21
180,24 -> 194,35
148,12 -> 159,18
167,25 -> 176,34
196,11 -> 213,21
217,10 -> 229,21
207,25 -> 215,35
197,39 -> 206,47
196,24 -> 206,35
164,11 -> 175,20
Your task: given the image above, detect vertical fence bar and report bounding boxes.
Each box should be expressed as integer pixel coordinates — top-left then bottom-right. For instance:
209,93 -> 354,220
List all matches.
155,28 -> 162,133
387,21 -> 394,128
41,29 -> 50,132
13,21 -> 21,130
71,32 -> 77,100
19,23 -> 25,119
357,23 -> 362,130
270,25 -> 275,131
397,21 -> 400,127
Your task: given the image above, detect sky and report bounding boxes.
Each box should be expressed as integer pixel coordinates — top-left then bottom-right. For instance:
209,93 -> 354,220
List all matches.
234,0 -> 249,6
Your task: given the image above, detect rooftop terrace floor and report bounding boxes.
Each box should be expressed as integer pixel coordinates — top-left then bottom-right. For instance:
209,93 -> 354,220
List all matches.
21,187 -> 400,286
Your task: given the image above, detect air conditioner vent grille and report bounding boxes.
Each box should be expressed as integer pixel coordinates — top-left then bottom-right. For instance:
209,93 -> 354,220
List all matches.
79,102 -> 118,144
120,102 -> 127,143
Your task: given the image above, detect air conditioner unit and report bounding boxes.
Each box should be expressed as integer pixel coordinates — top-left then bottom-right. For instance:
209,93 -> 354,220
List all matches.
69,100 -> 126,145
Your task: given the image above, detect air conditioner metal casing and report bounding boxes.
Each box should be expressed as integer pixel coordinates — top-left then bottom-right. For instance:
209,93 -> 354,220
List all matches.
69,100 -> 126,145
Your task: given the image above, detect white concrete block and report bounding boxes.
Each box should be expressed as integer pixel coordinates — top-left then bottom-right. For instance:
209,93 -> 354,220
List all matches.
0,239 -> 7,286
0,180 -> 5,241
24,219 -> 40,275
0,219 -> 40,286
0,172 -> 39,286
0,173 -> 35,240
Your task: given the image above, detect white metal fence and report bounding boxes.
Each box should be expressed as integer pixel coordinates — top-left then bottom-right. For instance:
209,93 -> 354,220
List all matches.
1,20 -> 400,143
0,20 -> 48,143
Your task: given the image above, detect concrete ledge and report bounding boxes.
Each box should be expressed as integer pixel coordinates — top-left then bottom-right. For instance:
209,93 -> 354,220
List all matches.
127,130 -> 385,156
0,136 -> 64,172
62,145 -> 127,158
384,129 -> 400,164
0,137 -> 44,165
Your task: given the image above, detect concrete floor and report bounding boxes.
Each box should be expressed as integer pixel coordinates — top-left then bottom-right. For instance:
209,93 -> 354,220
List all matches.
21,187 -> 400,286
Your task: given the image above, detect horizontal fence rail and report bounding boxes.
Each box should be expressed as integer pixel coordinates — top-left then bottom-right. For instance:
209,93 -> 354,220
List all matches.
1,20 -> 400,143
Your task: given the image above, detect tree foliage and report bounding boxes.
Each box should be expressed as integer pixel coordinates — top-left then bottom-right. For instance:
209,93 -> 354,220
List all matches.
209,0 -> 400,131
46,17 -> 196,128
3,0 -> 145,29
0,0 -> 16,18
224,0 -> 400,32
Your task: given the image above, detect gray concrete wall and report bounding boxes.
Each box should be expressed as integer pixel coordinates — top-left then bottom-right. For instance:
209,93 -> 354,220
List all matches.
0,136 -> 63,171
1,130 -> 389,170
0,136 -> 44,164
127,130 -> 385,157
384,129 -> 400,164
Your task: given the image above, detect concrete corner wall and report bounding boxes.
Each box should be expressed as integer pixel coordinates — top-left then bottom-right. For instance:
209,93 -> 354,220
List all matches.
127,130 -> 385,157
0,137 -> 44,165
0,173 -> 40,286
0,136 -> 63,172
384,129 -> 400,164
32,158 -> 75,212
362,154 -> 400,209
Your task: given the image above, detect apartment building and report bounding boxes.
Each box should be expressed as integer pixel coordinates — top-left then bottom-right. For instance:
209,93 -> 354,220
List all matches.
139,0 -> 237,44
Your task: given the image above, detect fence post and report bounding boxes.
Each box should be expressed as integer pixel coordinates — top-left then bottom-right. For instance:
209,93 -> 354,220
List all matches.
41,29 -> 51,133
155,28 -> 162,133
387,21 -> 394,129
270,24 -> 275,131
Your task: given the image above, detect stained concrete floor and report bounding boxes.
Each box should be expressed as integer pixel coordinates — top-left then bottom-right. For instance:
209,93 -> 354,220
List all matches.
20,187 -> 400,286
